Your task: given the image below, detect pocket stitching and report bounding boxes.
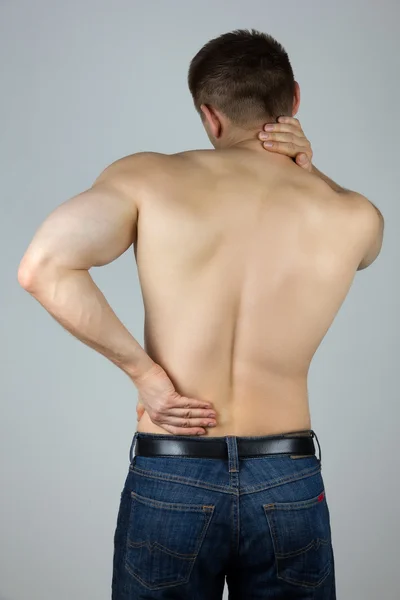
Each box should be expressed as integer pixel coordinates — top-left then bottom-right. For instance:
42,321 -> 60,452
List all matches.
127,538 -> 199,559
125,494 -> 215,590
264,490 -> 326,511
277,562 -> 332,589
263,492 -> 332,588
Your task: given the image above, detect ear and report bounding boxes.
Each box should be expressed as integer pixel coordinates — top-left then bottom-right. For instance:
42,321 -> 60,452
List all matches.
200,104 -> 223,139
292,81 -> 301,117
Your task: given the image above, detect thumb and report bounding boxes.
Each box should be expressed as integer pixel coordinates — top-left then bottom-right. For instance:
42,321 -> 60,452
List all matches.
136,402 -> 145,421
296,153 -> 309,168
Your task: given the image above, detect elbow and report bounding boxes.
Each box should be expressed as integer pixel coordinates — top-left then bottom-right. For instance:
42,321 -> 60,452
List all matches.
17,253 -> 53,292
18,252 -> 73,294
17,256 -> 41,292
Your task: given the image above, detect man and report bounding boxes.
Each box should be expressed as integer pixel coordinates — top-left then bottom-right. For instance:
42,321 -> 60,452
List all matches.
18,29 -> 383,600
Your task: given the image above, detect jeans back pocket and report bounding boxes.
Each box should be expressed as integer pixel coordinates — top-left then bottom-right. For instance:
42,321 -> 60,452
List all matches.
263,490 -> 332,588
125,491 -> 215,590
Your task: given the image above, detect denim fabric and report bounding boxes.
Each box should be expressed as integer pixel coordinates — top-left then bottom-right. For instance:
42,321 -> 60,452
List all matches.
112,431 -> 336,599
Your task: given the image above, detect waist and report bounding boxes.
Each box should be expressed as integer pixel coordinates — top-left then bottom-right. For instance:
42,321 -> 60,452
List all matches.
134,429 -> 319,460
136,406 -> 311,438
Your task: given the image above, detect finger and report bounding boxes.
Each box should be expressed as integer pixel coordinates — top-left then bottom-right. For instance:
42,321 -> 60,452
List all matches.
261,140 -> 300,157
160,423 -> 207,436
162,407 -> 217,418
262,123 -> 304,136
136,404 -> 145,421
160,416 -> 217,429
296,153 -> 309,166
167,397 -> 214,410
259,132 -> 309,146
277,116 -> 302,129
296,153 -> 312,171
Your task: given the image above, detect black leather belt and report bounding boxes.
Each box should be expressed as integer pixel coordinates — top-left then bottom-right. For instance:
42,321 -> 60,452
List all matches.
134,430 -> 320,461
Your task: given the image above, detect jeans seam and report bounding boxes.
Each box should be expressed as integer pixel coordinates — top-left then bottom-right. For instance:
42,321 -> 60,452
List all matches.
130,466 -> 232,493
129,463 -> 321,496
240,465 -> 322,496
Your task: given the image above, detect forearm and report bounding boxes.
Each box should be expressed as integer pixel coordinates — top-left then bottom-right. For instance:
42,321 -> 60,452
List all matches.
311,164 -> 352,194
22,266 -> 157,384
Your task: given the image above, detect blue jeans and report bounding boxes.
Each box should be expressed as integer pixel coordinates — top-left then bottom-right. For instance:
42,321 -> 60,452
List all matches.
112,431 -> 336,599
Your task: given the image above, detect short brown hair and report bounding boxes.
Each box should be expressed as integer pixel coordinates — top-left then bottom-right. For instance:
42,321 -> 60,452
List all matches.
188,29 -> 295,128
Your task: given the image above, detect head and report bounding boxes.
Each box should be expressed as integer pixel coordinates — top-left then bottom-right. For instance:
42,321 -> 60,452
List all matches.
188,29 -> 300,149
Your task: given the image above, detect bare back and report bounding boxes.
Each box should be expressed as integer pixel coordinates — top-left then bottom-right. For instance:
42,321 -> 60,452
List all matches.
133,149 -> 367,436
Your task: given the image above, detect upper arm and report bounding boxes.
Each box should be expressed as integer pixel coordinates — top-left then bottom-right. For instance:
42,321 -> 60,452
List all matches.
351,193 -> 385,271
19,154 -> 150,276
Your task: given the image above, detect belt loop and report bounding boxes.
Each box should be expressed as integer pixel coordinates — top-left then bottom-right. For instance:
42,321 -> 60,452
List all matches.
129,431 -> 139,465
226,436 -> 239,472
311,430 -> 322,465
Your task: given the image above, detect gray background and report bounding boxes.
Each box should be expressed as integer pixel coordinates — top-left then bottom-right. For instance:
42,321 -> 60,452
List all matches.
1,1 -> 398,598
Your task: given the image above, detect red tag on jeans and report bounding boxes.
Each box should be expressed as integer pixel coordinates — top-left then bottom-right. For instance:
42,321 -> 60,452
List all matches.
318,491 -> 325,502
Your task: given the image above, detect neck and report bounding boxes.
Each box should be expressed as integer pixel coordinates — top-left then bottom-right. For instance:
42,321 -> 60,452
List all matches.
222,128 -> 293,164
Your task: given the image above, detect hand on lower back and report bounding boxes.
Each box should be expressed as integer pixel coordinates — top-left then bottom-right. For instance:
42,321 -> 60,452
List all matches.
134,364 -> 217,436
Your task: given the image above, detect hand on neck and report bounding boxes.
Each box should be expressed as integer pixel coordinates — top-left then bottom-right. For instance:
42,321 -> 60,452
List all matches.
218,127 -> 293,165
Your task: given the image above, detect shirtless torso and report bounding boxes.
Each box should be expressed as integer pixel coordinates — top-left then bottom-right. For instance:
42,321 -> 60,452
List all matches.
123,146 -> 380,437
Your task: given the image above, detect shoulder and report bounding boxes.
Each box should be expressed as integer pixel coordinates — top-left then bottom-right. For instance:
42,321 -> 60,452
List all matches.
96,149 -> 216,181
342,191 -> 384,269
94,152 -> 170,182
344,191 -> 384,231
92,152 -> 175,201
